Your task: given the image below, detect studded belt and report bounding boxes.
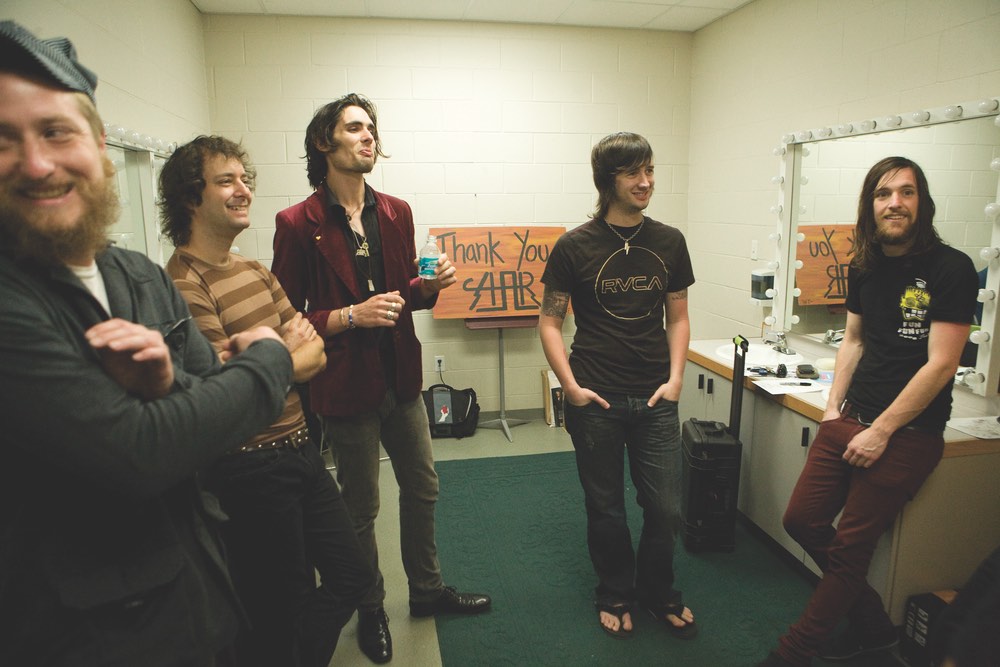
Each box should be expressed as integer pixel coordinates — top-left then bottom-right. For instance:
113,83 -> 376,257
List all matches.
233,427 -> 311,454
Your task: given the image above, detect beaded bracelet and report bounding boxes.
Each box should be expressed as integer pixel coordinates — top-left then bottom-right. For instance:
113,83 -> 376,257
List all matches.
348,304 -> 356,330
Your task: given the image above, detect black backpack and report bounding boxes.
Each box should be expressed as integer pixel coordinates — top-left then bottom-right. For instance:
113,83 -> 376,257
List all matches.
422,383 -> 480,439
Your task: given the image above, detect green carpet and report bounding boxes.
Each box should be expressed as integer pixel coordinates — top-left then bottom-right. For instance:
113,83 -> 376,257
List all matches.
433,451 -> 815,667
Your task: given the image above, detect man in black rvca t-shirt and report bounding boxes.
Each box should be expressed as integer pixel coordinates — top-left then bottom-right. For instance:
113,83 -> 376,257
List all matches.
540,132 -> 696,641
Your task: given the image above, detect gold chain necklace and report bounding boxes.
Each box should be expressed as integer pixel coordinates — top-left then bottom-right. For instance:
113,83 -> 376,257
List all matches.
605,218 -> 645,255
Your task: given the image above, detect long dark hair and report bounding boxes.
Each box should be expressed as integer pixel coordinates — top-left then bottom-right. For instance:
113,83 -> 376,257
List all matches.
304,93 -> 387,189
590,132 -> 653,221
850,156 -> 940,271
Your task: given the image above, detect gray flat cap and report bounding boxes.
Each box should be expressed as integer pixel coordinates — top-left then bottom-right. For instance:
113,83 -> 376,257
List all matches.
0,20 -> 98,102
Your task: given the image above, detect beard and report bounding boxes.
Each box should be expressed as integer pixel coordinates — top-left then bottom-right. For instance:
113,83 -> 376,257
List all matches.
875,219 -> 917,248
0,155 -> 119,267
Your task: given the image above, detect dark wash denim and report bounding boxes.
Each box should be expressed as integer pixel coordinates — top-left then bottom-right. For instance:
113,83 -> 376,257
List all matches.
564,394 -> 684,608
208,440 -> 373,667
777,415 -> 943,666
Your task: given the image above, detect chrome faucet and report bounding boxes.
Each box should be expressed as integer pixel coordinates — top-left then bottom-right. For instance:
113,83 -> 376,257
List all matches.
823,329 -> 845,345
764,331 -> 796,355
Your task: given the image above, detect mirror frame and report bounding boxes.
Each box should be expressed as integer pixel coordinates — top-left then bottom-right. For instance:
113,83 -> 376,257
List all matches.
771,97 -> 1000,396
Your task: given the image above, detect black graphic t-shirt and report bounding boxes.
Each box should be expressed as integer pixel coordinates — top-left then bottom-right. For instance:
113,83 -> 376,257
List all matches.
542,217 -> 695,394
845,243 -> 977,431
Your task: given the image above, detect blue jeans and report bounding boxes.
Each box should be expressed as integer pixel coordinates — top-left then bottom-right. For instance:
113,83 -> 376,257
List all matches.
321,390 -> 444,608
564,394 -> 684,608
208,440 -> 374,667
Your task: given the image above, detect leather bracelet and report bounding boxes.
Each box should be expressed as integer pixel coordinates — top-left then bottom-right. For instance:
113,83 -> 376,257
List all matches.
348,304 -> 356,330
339,306 -> 347,329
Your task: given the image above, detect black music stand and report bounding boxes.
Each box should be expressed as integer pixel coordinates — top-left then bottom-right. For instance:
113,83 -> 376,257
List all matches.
465,315 -> 538,442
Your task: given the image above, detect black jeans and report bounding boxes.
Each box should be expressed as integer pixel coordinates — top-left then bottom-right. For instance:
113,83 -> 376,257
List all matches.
209,440 -> 374,667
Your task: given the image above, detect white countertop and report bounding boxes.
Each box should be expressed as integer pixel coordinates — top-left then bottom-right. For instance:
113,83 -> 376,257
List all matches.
687,334 -> 1000,455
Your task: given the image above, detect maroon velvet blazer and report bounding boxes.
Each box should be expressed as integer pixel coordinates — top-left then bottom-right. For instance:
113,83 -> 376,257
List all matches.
272,188 -> 437,417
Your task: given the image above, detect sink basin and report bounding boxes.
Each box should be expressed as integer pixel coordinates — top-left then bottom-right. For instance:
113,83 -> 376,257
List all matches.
715,343 -> 803,367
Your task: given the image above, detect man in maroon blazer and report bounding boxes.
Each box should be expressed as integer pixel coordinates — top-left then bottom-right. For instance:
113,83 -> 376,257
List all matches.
272,93 -> 491,665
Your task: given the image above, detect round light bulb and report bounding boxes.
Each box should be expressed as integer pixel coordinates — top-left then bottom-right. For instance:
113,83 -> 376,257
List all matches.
801,147 -> 811,157
970,330 -> 991,345
764,315 -> 776,326
883,115 -> 902,128
981,247 -> 1000,261
796,233 -> 805,242
782,134 -> 795,144
792,288 -> 801,297
791,315 -> 800,324
767,261 -> 779,270
859,119 -> 876,132
765,288 -> 776,298
768,232 -> 781,242
978,99 -> 999,113
796,130 -> 812,142
964,372 -> 986,385
992,158 -> 1000,172
837,123 -> 853,135
911,110 -> 930,123
943,105 -> 963,120
772,146 -> 786,157
977,289 -> 995,303
800,176 -> 809,186
816,127 -> 832,138
985,202 -> 1000,220
771,175 -> 784,185
770,205 -> 783,215
795,260 -> 804,269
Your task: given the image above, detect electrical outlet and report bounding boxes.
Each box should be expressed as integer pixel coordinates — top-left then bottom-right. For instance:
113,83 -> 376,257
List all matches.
434,355 -> 445,371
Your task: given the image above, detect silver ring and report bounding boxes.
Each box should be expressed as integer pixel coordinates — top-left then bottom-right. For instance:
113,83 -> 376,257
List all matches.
391,303 -> 396,312
386,309 -> 392,320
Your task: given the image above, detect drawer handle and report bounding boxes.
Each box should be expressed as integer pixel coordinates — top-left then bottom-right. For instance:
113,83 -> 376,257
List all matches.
801,426 -> 811,447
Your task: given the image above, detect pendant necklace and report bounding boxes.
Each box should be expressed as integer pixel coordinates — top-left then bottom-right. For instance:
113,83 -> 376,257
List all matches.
606,218 -> 645,255
345,204 -> 374,292
346,204 -> 368,258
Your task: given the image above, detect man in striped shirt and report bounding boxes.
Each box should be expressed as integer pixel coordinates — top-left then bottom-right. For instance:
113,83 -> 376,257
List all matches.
160,135 -> 374,667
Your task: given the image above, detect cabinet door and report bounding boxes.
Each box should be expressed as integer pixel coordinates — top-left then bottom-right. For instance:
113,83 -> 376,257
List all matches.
744,397 -> 815,561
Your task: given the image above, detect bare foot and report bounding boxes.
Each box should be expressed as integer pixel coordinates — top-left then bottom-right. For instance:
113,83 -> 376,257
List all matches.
599,606 -> 633,634
665,605 -> 694,630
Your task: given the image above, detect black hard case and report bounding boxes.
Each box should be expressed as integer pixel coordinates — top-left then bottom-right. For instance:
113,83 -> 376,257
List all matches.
680,336 -> 748,552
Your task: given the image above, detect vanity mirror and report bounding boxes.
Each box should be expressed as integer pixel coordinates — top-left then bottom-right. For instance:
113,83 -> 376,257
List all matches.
769,97 -> 1000,397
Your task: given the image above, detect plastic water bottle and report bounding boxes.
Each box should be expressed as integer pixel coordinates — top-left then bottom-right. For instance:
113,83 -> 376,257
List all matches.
418,234 -> 439,280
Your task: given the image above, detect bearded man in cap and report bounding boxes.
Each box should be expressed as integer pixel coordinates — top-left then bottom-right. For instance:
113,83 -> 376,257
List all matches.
0,21 -> 295,667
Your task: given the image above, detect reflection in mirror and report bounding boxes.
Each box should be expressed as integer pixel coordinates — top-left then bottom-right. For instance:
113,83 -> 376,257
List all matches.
774,98 -> 1000,397
791,115 -> 1000,335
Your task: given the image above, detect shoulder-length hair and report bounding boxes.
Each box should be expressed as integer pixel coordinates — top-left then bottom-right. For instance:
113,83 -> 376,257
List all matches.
304,93 -> 387,190
590,132 -> 654,221
850,156 -> 940,271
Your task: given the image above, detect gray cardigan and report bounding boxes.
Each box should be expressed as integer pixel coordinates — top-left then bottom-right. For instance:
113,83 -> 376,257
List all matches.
0,246 -> 293,666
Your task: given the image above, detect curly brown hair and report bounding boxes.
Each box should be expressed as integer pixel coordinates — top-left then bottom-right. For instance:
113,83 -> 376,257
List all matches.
158,135 -> 255,247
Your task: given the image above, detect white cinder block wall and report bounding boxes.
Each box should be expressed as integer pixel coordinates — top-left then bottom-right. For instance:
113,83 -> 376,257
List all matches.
687,0 -> 1000,341
202,15 -> 693,415
5,0 -> 210,147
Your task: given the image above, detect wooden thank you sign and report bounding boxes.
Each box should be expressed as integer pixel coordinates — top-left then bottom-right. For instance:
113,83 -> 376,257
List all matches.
796,224 -> 855,306
428,226 -> 565,319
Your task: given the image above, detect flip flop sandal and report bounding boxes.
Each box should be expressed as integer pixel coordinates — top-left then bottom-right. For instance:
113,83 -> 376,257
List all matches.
643,601 -> 698,640
595,602 -> 633,639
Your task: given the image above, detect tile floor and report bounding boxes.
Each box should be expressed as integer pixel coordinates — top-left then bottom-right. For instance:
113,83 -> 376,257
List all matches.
327,412 -> 572,666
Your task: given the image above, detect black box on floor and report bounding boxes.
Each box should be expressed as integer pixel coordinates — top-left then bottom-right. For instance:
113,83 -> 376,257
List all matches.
900,590 -> 956,667
681,419 -> 742,553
